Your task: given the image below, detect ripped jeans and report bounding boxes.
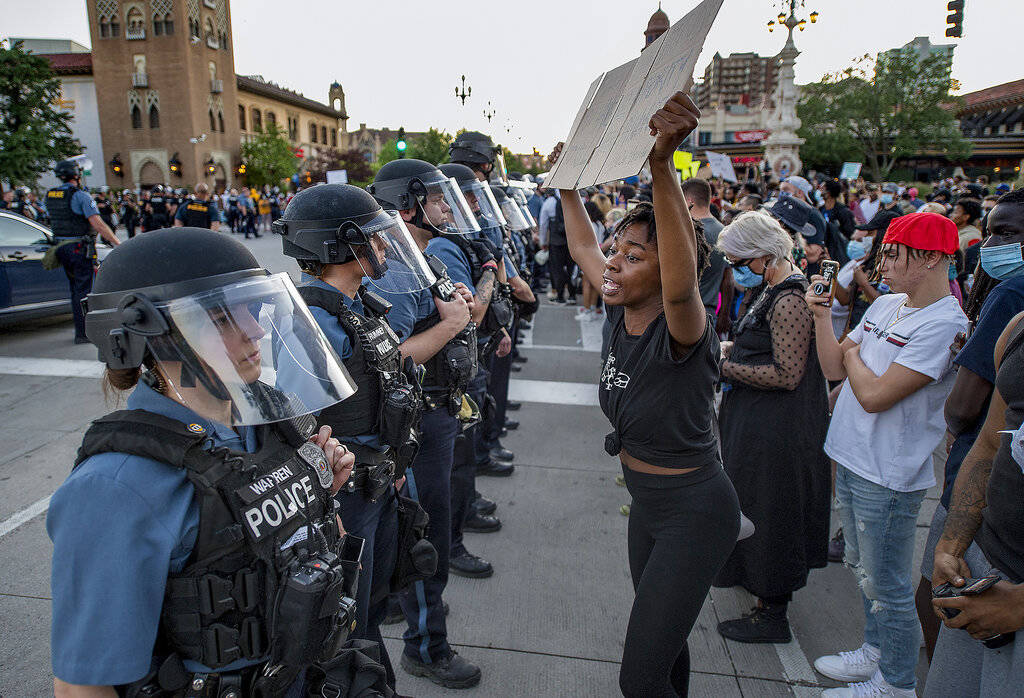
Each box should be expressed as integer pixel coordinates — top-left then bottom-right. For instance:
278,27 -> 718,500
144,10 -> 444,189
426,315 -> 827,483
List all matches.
835,465 -> 928,690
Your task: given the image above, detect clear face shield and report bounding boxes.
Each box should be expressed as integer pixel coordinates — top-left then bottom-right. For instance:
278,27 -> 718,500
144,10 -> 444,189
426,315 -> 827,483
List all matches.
354,210 -> 438,294
460,180 -> 507,230
498,196 -> 531,232
418,175 -> 480,235
508,186 -> 537,228
489,151 -> 510,186
148,273 -> 356,426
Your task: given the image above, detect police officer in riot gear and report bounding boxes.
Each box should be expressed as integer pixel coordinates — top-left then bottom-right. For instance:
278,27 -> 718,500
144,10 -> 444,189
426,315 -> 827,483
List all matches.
366,159 -> 487,689
448,131 -> 501,182
148,184 -> 170,229
275,184 -> 434,690
47,227 -> 402,697
174,182 -> 221,231
44,159 -> 120,344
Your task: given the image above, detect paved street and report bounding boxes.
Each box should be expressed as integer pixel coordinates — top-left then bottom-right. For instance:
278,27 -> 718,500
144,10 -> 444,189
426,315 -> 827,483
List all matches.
0,230 -> 939,697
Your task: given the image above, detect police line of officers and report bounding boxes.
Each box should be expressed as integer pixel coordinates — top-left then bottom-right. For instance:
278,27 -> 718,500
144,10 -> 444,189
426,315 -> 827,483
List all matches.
47,132 -> 542,697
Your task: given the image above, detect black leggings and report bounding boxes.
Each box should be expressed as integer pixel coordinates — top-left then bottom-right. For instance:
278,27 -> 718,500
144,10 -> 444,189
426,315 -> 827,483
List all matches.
620,463 -> 739,697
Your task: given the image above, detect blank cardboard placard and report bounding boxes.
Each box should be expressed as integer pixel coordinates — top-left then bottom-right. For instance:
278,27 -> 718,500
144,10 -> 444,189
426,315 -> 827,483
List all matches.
548,0 -> 723,190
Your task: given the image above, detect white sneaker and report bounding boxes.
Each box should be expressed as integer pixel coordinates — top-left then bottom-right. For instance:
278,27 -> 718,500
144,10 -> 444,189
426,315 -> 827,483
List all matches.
814,644 -> 880,682
820,669 -> 915,697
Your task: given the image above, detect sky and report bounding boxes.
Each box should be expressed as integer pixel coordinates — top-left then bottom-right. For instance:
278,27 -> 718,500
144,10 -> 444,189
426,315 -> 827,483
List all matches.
3,0 -> 1021,154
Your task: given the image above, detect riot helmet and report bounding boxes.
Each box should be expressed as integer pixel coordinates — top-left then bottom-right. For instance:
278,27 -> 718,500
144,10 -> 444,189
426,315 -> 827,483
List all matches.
491,186 -> 530,232
449,131 -> 499,169
275,183 -> 436,294
367,159 -> 479,235
438,163 -> 506,230
152,184 -> 164,194
54,160 -> 80,182
84,227 -> 355,425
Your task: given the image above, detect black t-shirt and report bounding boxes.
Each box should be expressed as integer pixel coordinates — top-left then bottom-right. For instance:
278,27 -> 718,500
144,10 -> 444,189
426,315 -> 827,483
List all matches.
599,305 -> 720,468
977,319 -> 1024,583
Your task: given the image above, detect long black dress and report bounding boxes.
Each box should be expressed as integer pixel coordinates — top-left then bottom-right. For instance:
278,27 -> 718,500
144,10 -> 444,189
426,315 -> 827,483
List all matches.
713,274 -> 831,599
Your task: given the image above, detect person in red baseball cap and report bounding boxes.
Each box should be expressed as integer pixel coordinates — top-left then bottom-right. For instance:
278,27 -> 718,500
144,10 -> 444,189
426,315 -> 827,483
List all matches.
802,211 -> 968,697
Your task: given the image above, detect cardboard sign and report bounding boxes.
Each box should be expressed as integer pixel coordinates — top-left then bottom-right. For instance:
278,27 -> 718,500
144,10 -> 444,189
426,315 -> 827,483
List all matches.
705,150 -> 738,182
839,162 -> 862,180
326,169 -> 348,184
548,0 -> 723,189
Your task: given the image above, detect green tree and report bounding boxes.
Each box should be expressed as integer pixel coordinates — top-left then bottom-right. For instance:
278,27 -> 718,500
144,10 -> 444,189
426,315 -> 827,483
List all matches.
797,48 -> 971,182
407,128 -> 453,166
374,139 -> 401,169
239,123 -> 298,188
0,41 -> 81,190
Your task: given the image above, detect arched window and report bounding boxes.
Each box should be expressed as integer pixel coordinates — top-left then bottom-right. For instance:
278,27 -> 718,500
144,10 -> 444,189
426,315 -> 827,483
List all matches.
252,108 -> 262,132
164,13 -> 174,34
309,122 -> 317,143
149,104 -> 160,128
131,105 -> 142,129
218,111 -> 225,133
209,109 -> 216,131
321,125 -> 327,144
204,18 -> 215,46
100,20 -> 110,38
153,14 -> 163,34
330,129 -> 337,147
110,17 -> 121,36
126,7 -> 144,38
190,19 -> 200,38
238,105 -> 246,130
266,111 -> 276,129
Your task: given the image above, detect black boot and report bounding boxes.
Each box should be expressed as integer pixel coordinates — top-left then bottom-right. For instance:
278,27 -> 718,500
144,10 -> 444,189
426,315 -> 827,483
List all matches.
717,604 -> 792,644
400,650 -> 481,689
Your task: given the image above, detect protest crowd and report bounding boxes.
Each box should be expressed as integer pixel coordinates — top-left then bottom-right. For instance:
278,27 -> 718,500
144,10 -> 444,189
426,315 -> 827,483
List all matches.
5,7 -> 1022,698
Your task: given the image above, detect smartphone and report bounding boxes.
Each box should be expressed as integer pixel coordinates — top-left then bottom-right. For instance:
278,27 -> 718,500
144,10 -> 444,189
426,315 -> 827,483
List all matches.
626,198 -> 641,211
813,260 -> 841,303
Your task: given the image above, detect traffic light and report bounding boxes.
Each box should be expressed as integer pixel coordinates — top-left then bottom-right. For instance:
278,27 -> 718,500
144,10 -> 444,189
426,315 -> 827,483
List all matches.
396,127 -> 407,158
946,0 -> 964,38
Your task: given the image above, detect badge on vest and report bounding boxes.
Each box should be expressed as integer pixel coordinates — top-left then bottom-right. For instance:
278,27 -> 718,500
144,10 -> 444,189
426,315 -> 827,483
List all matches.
298,441 -> 334,489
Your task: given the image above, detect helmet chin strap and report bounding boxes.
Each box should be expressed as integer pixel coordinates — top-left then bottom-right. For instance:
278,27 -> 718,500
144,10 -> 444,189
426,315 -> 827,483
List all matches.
411,200 -> 446,238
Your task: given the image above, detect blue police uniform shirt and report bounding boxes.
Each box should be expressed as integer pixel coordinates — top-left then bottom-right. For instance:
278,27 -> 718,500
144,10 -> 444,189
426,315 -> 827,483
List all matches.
941,274 -> 1024,507
44,183 -> 101,227
427,237 -> 475,294
369,256 -> 436,341
290,275 -> 382,450
47,381 -> 259,685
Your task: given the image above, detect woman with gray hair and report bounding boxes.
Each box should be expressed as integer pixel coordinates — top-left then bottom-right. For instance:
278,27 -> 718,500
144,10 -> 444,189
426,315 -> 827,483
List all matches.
712,209 -> 832,644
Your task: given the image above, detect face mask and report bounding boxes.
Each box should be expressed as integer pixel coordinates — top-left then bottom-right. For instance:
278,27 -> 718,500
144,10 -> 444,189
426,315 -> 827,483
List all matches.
880,193 -> 894,205
948,262 -> 958,280
814,190 -> 824,205
846,238 -> 871,260
732,265 -> 764,289
980,242 -> 1024,280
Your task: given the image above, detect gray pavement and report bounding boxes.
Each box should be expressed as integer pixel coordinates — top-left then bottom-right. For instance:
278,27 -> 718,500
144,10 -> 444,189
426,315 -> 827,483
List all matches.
0,230 -> 938,696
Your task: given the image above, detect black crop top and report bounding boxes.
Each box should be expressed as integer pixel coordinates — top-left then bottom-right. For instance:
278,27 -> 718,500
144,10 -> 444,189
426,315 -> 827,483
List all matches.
599,306 -> 721,469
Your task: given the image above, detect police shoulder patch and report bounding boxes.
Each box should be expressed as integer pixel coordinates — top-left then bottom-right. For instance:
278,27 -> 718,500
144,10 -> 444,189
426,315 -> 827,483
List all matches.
187,423 -> 206,434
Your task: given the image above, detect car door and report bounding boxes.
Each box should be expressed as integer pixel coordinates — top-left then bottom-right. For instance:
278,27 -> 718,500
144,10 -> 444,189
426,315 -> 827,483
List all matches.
0,213 -> 70,307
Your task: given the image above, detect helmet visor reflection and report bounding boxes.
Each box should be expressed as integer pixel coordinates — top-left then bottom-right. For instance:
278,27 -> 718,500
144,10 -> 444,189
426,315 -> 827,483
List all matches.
358,211 -> 438,294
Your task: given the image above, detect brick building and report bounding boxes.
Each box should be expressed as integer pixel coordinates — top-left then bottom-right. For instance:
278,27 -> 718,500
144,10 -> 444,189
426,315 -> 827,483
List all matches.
692,51 -> 779,112
29,0 -> 347,192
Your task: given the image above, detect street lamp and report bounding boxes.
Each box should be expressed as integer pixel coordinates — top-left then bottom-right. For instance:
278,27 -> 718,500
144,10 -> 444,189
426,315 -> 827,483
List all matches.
205,158 -> 216,175
169,153 -> 182,177
455,75 -> 472,106
767,0 -> 819,36
483,101 -> 495,124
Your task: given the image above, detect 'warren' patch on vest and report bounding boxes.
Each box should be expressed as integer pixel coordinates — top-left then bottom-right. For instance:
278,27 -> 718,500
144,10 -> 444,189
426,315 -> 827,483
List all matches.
235,464 -> 318,541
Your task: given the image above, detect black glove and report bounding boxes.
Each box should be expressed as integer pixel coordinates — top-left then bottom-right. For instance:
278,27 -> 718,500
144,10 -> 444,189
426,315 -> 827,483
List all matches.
469,237 -> 497,265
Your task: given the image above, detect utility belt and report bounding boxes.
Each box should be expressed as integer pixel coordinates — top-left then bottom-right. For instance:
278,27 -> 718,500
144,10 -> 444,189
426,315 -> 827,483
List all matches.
121,655 -> 299,698
421,388 -> 462,416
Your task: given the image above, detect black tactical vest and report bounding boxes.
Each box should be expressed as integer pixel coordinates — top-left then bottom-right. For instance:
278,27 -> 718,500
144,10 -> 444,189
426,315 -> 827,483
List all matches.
150,195 -> 168,216
74,402 -> 353,671
297,285 -> 406,440
183,198 -> 213,228
45,185 -> 91,237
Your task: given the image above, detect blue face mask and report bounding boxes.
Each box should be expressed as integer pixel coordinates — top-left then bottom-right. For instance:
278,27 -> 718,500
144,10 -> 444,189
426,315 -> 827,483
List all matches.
880,193 -> 894,205
846,238 -> 872,260
980,242 -> 1024,280
948,262 -> 958,280
732,265 -> 764,288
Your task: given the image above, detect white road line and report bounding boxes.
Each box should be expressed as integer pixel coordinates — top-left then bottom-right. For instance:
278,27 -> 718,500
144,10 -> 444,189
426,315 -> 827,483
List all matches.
508,378 -> 599,406
0,357 -> 103,378
0,495 -> 52,540
579,317 -> 604,352
0,356 -> 601,408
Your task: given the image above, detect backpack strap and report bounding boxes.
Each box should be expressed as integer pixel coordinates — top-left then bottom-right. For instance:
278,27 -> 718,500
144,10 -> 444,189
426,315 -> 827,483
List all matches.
74,409 -> 211,470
